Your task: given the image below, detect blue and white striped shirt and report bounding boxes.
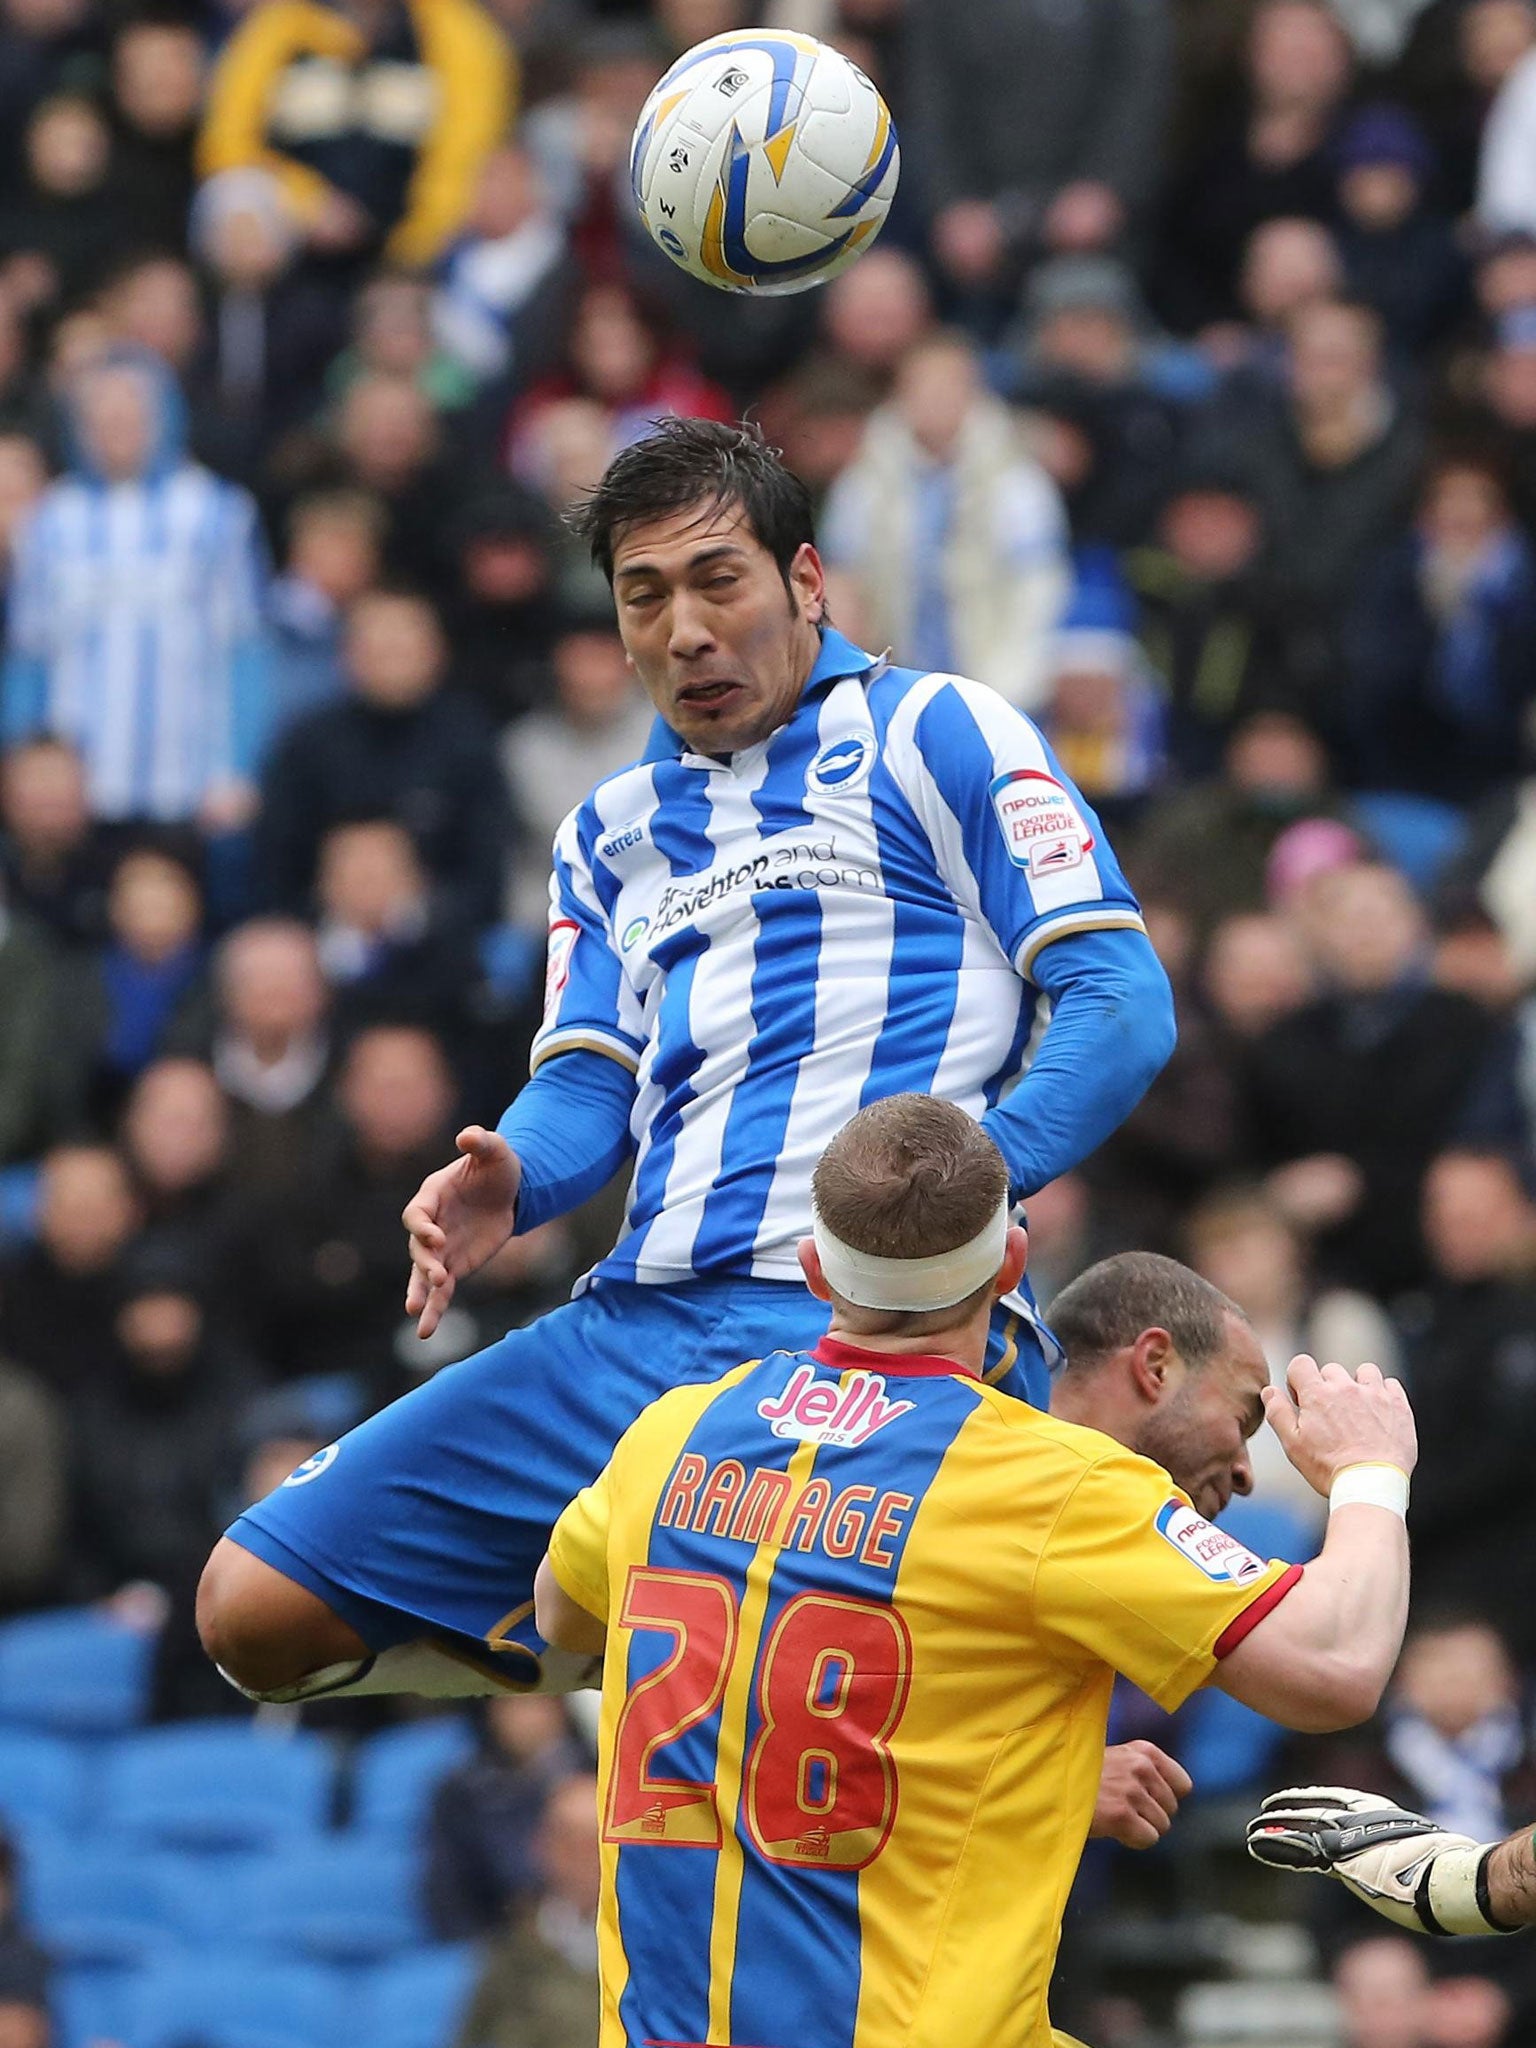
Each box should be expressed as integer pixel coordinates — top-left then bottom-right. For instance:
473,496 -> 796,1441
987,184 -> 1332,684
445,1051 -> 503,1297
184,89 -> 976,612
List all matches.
4,464 -> 268,822
533,628 -> 1147,1288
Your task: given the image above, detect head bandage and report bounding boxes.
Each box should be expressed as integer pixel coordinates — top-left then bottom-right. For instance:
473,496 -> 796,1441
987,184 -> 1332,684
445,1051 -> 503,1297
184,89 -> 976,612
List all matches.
811,1196 -> 1011,1313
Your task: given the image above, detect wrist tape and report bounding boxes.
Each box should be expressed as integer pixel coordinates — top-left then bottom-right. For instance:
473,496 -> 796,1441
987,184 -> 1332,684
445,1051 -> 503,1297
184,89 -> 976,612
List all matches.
1415,1843 -> 1517,1937
1329,1462 -> 1410,1518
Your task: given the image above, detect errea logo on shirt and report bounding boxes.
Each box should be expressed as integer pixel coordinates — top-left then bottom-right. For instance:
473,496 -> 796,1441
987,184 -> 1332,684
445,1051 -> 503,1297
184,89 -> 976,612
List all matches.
599,817 -> 651,863
1155,1499 -> 1267,1584
757,1363 -> 914,1447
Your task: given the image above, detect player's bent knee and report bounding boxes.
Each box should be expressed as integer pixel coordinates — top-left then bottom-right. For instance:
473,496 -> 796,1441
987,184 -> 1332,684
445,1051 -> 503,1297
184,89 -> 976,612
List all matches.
196,1538 -> 369,1697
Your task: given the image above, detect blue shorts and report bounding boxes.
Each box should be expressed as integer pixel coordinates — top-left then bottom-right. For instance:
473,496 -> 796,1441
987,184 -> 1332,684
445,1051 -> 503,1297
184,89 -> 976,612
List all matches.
229,1276 -> 1051,1685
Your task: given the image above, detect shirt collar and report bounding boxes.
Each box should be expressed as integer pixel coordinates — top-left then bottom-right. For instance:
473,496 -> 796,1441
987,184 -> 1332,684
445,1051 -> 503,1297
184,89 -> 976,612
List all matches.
812,1333 -> 980,1381
640,626 -> 879,763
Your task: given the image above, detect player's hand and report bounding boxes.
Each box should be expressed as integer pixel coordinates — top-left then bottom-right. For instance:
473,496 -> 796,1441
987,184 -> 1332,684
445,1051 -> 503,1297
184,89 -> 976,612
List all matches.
1090,1741 -> 1193,1849
403,1126 -> 523,1339
1246,1786 -> 1488,1934
1261,1355 -> 1417,1500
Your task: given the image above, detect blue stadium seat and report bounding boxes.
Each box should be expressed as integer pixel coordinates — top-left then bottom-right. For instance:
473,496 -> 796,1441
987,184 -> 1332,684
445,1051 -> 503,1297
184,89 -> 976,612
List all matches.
0,1730 -> 90,1835
360,1945 -> 481,2048
0,1161 -> 39,1249
1220,1498 -> 1318,1569
20,1838 -> 185,1969
53,1963 -> 144,2048
0,1607 -> 153,1735
151,1850 -> 272,1946
100,1722 -> 335,1851
1349,790 -> 1469,894
1178,1683 -> 1287,1800
477,921 -> 542,1001
238,1838 -> 423,1961
350,1717 -> 474,1838
126,1955 -> 347,2048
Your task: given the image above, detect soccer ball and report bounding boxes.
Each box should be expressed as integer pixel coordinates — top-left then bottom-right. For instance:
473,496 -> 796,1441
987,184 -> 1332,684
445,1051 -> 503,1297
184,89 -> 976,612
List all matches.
630,31 -> 900,297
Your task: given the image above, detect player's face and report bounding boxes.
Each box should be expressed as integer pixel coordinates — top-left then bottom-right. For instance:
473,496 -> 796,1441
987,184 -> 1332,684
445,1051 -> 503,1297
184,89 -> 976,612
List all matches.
1137,1315 -> 1269,1522
610,501 -> 826,755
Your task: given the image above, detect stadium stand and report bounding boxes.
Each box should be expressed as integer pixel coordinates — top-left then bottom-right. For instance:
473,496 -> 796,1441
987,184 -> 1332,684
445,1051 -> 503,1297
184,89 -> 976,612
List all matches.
0,1608 -> 153,1735
351,1716 -> 478,1839
3,0 -> 1536,2041
99,1723 -> 335,1850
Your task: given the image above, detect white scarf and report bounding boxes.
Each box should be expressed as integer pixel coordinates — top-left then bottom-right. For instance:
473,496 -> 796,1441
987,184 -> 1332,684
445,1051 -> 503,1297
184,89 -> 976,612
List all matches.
1385,1706 -> 1524,1844
839,393 -> 1066,707
535,1894 -> 599,1974
214,1029 -> 329,1115
1482,781 -> 1536,981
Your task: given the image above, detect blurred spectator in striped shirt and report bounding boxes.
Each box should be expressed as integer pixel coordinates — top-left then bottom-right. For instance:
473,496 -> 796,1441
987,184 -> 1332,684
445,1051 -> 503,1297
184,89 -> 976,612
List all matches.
821,330 -> 1071,710
0,351 -> 270,832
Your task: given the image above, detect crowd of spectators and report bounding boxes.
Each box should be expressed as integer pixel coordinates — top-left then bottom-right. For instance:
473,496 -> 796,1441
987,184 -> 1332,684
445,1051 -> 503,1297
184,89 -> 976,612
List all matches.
4,0 -> 1536,2040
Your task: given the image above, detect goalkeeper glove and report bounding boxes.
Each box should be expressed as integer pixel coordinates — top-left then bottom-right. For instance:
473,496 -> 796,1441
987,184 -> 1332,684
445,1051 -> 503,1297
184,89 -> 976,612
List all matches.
1246,1785 -> 1515,1937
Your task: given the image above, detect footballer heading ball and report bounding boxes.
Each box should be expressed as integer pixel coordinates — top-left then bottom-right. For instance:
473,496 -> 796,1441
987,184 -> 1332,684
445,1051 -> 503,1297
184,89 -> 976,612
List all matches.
630,30 -> 900,296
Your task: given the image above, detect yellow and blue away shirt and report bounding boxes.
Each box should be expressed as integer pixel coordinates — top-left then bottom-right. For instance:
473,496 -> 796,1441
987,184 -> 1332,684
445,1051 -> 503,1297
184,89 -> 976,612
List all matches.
548,1334 -> 1300,2048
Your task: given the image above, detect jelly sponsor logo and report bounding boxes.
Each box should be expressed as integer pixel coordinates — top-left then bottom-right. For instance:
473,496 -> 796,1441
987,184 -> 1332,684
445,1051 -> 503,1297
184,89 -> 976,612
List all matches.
757,1363 -> 914,1447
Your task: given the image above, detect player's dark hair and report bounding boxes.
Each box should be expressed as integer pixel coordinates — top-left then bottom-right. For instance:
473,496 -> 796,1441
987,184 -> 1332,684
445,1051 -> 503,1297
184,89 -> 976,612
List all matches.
813,1096 -> 1009,1336
1050,1253 -> 1243,1375
568,417 -> 816,586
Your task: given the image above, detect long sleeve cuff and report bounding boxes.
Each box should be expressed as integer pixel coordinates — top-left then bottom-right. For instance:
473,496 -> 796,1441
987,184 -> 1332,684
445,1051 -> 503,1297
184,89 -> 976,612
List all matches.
982,925 -> 1176,1199
498,1046 -> 637,1232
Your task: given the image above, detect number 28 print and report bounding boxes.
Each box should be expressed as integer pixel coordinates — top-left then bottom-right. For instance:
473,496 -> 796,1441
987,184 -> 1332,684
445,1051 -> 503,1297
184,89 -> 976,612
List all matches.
604,1565 -> 912,1870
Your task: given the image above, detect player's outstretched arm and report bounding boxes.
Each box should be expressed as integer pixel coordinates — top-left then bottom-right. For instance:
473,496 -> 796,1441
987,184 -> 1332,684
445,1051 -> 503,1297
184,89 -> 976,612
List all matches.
1247,1787 -> 1533,1935
403,1126 -> 523,1338
1212,1358 -> 1416,1734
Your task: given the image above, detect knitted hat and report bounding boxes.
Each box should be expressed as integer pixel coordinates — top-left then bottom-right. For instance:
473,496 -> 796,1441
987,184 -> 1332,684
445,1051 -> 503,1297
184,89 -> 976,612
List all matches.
1335,104 -> 1434,180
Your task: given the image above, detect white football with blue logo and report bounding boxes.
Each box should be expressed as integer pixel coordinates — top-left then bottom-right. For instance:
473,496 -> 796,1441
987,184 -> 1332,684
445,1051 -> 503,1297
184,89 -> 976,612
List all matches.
630,31 -> 899,296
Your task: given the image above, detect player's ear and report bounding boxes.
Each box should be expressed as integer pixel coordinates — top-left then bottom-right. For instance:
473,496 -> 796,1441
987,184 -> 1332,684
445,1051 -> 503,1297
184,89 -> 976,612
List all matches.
1130,1327 -> 1175,1405
789,542 -> 825,626
798,1236 -> 832,1302
995,1223 -> 1027,1297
